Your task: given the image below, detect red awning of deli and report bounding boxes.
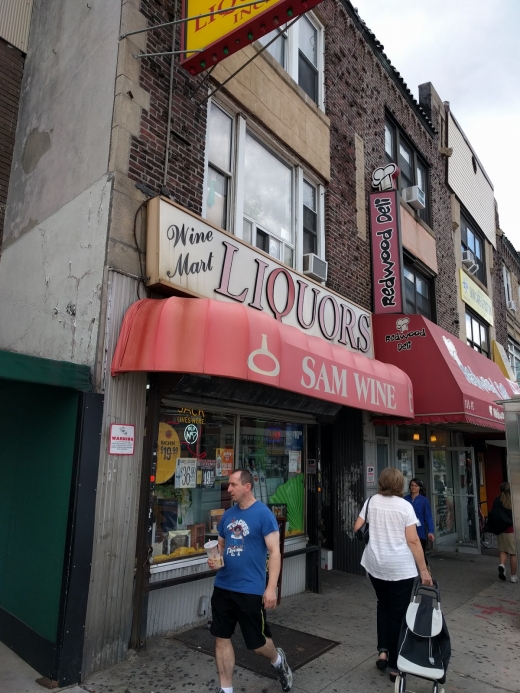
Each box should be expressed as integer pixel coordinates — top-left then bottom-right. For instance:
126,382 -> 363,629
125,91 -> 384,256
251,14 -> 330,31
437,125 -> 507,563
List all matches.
111,297 -> 414,418
373,314 -> 520,431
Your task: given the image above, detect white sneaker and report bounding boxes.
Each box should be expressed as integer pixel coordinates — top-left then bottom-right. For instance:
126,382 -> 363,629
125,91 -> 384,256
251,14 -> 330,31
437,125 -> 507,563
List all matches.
274,647 -> 293,691
511,575 -> 519,583
498,564 -> 506,581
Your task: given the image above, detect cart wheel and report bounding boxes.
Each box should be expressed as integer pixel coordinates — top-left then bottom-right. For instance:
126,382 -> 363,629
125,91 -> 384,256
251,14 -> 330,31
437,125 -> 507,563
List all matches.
394,675 -> 401,693
431,683 -> 440,693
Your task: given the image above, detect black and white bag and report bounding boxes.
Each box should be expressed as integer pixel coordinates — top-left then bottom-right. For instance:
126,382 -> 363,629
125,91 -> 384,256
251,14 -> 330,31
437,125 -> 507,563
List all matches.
397,579 -> 451,683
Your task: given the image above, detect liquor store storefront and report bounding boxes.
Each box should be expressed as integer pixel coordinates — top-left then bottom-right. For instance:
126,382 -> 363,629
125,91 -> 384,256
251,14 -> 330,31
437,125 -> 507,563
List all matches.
373,313 -> 519,552
109,198 -> 414,640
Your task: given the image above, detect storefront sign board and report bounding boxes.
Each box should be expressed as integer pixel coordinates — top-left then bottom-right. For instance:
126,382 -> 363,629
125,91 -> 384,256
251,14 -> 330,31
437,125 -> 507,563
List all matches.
459,269 -> 494,325
108,424 -> 135,455
369,190 -> 404,314
180,0 -> 325,76
146,197 -> 374,357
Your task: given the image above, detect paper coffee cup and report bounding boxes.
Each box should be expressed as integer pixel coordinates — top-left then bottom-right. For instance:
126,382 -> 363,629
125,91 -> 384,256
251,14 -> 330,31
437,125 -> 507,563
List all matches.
204,539 -> 223,566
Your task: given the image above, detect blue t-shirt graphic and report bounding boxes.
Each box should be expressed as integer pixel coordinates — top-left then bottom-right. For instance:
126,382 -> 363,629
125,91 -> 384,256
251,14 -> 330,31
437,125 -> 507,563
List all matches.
214,501 -> 279,596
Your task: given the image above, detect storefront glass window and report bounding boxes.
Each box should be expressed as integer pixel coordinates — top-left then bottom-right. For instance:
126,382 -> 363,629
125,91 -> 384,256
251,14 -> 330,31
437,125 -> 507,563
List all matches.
432,450 -> 456,538
152,409 -> 235,563
239,417 -> 305,536
396,448 -> 413,491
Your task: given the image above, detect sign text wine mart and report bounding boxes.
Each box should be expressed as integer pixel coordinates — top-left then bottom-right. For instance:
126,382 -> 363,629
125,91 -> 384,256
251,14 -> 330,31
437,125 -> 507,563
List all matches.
146,197 -> 374,356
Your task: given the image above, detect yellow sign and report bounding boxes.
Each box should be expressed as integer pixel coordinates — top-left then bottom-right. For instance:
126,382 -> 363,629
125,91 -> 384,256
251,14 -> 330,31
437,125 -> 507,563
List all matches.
181,0 -> 324,75
459,269 -> 494,326
156,423 -> 181,484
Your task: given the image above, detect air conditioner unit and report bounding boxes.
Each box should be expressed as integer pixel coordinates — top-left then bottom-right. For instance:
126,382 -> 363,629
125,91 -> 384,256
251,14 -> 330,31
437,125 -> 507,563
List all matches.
461,250 -> 475,268
303,253 -> 328,282
507,300 -> 517,312
402,185 -> 426,210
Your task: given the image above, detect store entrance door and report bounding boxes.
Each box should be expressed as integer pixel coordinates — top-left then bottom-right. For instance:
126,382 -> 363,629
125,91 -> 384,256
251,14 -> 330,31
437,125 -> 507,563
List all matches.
431,447 -> 479,550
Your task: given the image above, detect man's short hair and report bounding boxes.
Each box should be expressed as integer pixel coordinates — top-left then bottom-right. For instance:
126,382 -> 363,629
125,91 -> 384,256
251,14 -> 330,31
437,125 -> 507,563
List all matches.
235,468 -> 254,488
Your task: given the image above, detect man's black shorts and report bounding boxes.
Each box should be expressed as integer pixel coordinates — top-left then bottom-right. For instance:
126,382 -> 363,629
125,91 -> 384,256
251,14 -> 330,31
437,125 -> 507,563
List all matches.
210,586 -> 272,650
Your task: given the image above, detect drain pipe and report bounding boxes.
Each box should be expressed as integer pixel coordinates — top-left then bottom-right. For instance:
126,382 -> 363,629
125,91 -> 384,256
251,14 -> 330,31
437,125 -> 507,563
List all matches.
163,0 -> 178,189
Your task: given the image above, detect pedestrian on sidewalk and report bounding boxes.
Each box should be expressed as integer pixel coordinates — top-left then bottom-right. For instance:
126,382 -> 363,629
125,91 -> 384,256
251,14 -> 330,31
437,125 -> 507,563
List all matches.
354,468 -> 433,683
207,469 -> 293,693
404,478 -> 435,564
493,482 -> 517,583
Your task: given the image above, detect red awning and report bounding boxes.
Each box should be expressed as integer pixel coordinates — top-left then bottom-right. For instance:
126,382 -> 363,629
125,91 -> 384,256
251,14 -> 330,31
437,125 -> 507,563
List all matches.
373,314 -> 520,431
112,297 -> 414,418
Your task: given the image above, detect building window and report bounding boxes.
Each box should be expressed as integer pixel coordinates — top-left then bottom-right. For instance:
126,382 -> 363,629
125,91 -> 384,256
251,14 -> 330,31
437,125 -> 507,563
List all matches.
466,309 -> 489,357
403,262 -> 433,319
508,339 -> 520,383
206,103 -> 234,230
384,118 -> 430,225
461,214 -> 486,286
503,265 -> 514,308
259,14 -> 324,107
204,102 -> 324,270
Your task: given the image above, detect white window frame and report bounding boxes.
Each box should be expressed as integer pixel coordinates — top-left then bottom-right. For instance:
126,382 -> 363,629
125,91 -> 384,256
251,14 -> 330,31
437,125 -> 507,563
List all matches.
503,265 -> 513,304
260,12 -> 325,110
203,98 -> 326,271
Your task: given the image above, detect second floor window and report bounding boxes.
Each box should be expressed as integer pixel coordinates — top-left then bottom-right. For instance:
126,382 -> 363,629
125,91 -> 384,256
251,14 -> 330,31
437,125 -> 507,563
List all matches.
466,309 -> 489,358
461,214 -> 486,286
385,118 -> 430,225
403,263 -> 433,319
508,339 -> 520,383
204,102 -> 324,270
259,14 -> 324,107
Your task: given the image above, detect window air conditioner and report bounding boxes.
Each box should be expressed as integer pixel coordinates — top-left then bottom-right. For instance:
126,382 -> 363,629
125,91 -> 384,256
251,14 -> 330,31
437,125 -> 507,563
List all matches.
462,250 -> 475,266
303,253 -> 328,282
402,185 -> 426,210
507,300 -> 517,312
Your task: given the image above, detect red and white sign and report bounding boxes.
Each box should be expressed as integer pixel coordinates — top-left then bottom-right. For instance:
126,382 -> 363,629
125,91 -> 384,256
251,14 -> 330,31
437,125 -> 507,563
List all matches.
369,190 -> 404,314
373,313 -> 520,431
111,296 -> 414,418
146,197 -> 373,357
109,424 -> 135,455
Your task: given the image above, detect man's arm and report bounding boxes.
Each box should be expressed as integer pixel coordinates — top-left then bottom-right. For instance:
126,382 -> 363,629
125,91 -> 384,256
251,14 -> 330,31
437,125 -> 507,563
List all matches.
263,530 -> 280,609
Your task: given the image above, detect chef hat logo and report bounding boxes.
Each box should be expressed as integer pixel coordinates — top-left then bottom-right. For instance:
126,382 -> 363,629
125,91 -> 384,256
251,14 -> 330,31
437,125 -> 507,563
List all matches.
396,317 -> 410,333
372,163 -> 399,191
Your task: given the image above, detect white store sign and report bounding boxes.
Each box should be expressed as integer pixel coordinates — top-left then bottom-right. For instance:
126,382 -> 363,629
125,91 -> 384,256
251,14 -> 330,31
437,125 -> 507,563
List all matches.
108,424 -> 135,455
146,198 -> 374,356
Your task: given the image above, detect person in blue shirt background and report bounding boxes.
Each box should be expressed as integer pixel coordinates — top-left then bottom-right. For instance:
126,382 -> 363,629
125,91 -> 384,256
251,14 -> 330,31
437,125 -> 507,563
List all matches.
404,478 -> 435,564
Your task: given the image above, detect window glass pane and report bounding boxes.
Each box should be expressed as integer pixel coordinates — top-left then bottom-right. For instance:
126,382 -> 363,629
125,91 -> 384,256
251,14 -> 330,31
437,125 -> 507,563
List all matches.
284,245 -> 294,267
404,267 -> 414,283
466,312 -> 472,340
416,275 -> 429,298
259,28 -> 286,67
208,103 -> 232,172
480,324 -> 488,352
243,218 -> 252,245
239,417 -> 305,535
206,167 -> 228,229
385,123 -> 394,160
467,229 -> 475,253
244,134 -> 292,242
153,409 -> 235,564
399,141 -> 413,183
303,228 -> 317,255
299,16 -> 317,66
303,180 -> 316,211
268,234 -> 281,259
472,318 -> 480,348
377,443 -> 388,478
303,205 -> 317,234
298,54 -> 318,102
256,228 -> 269,253
416,161 -> 427,193
474,236 -> 482,261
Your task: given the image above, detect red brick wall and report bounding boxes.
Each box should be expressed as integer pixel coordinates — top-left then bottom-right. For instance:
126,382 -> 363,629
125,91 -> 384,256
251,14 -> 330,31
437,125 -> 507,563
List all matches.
0,38 -> 24,249
129,0 -> 207,214
321,0 -> 457,329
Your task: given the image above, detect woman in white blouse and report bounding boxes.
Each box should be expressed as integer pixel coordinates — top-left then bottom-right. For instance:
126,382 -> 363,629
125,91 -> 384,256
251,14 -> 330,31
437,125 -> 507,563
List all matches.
354,467 -> 433,682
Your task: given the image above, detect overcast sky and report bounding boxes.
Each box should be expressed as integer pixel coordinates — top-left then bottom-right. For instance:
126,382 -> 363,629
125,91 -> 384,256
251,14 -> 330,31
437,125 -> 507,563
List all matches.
355,0 -> 520,249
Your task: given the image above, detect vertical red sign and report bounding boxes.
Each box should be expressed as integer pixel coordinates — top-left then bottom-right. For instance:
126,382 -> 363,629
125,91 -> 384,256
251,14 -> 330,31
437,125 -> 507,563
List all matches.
369,190 -> 404,314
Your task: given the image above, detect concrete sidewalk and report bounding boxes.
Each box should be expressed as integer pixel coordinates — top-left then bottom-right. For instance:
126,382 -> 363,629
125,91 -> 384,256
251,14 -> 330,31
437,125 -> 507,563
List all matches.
2,552 -> 519,693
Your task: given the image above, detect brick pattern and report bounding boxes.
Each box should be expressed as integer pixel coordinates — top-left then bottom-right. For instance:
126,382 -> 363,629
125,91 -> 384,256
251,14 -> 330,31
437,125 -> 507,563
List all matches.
129,0 -> 207,213
320,0 -> 456,330
493,233 -> 520,349
129,0 -> 459,334
0,38 -> 24,250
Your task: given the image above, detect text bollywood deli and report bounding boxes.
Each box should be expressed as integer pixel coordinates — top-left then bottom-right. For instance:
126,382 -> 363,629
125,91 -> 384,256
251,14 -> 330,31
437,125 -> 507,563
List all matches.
152,407 -> 305,564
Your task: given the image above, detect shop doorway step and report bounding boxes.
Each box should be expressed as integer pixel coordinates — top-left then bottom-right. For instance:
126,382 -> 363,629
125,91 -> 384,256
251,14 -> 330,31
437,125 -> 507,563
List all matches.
172,622 -> 339,680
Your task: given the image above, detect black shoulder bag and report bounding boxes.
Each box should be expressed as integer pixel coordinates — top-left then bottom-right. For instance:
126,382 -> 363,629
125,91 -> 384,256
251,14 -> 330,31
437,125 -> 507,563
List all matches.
355,496 -> 372,545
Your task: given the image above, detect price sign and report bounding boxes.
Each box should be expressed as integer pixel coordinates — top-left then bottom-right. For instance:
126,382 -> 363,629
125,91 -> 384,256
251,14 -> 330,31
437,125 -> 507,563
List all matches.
176,458 -> 197,488
199,459 -> 216,488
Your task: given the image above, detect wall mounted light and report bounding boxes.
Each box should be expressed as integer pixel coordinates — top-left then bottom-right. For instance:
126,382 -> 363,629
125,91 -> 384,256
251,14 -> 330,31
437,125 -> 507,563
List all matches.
413,433 -> 420,441
430,434 -> 437,443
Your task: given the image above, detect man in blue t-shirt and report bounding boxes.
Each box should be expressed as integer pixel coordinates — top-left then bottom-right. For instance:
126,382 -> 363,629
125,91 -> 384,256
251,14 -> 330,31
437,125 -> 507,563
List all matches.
208,469 -> 293,693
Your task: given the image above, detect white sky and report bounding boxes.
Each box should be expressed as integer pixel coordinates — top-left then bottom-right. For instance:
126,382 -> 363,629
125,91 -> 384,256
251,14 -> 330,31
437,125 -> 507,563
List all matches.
355,0 -> 520,249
